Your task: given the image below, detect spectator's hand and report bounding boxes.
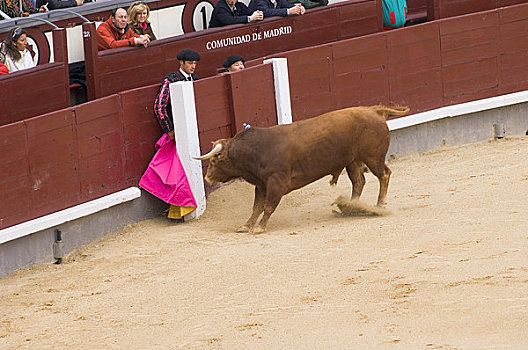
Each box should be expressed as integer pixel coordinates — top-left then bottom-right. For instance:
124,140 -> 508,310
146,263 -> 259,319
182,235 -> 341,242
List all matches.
287,5 -> 302,15
75,0 -> 83,5
168,130 -> 175,140
300,5 -> 306,14
39,4 -> 48,12
249,10 -> 264,22
135,35 -> 150,48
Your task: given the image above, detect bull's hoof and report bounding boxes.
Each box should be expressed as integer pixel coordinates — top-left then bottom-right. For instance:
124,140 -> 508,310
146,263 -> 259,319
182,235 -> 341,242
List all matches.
251,226 -> 266,235
235,225 -> 250,233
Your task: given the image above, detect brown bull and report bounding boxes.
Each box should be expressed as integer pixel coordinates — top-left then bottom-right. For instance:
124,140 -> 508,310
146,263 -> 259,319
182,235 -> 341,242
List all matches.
195,105 -> 409,233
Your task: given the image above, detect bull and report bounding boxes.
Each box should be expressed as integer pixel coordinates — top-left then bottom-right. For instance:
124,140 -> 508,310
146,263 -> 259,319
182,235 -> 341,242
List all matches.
195,105 -> 409,233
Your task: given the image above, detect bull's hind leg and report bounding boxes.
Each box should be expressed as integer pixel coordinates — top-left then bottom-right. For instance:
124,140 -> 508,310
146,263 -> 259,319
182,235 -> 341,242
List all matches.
236,186 -> 265,233
364,160 -> 391,207
346,160 -> 366,200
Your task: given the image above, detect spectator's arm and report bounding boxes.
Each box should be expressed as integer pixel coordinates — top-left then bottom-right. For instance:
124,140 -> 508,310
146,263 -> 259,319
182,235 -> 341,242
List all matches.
154,79 -> 174,134
97,28 -> 138,49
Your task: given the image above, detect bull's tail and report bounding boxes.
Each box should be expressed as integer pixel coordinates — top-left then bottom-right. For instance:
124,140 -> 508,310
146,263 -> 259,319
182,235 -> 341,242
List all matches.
372,105 -> 410,119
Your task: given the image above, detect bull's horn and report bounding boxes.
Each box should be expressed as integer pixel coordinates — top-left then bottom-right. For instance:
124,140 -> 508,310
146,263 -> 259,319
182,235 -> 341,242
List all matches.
193,143 -> 223,160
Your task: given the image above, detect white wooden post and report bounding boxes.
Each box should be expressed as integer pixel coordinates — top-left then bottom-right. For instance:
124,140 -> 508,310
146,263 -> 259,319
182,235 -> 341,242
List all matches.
169,81 -> 206,219
264,57 -> 292,125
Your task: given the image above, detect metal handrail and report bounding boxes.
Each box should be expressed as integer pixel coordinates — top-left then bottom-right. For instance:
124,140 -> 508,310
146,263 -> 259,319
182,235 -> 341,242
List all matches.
46,9 -> 90,23
0,9 -> 10,20
13,16 -> 59,29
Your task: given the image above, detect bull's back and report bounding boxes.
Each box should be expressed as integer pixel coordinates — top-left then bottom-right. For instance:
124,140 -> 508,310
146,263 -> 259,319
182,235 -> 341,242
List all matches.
276,107 -> 390,188
285,107 -> 388,158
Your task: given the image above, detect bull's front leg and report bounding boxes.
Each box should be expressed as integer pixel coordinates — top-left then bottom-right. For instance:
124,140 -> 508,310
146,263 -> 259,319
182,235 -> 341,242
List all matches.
252,176 -> 287,234
236,186 -> 265,233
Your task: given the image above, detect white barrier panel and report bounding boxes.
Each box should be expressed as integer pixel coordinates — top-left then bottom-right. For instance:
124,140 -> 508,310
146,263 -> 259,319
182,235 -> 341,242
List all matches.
388,90 -> 528,131
0,187 -> 141,245
264,58 -> 292,125
169,81 -> 207,219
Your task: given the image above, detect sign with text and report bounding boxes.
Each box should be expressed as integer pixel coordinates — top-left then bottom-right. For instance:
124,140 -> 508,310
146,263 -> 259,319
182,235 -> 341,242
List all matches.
206,25 -> 293,50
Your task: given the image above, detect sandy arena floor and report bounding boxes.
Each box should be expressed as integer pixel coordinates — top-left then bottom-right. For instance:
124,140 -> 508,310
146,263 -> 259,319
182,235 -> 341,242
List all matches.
1,137 -> 528,349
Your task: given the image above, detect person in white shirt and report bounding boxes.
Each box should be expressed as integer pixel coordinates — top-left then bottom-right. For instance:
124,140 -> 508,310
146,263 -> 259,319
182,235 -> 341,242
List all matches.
2,27 -> 37,73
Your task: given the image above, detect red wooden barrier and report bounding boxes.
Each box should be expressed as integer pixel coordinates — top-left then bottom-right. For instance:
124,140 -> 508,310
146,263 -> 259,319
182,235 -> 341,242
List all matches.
439,10 -> 500,105
0,29 -> 70,126
0,121 -> 30,228
498,3 -> 528,94
429,0 -> 528,20
386,22 -> 443,113
25,109 -> 79,219
406,0 -> 429,24
194,74 -> 232,155
288,45 -> 336,119
120,84 -> 162,186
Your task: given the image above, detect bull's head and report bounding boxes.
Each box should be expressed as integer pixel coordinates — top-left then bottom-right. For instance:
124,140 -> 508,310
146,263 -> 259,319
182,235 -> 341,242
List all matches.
194,139 -> 235,185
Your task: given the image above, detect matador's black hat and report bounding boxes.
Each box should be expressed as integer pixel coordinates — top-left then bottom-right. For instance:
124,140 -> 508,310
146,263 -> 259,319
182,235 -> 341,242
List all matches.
177,49 -> 200,61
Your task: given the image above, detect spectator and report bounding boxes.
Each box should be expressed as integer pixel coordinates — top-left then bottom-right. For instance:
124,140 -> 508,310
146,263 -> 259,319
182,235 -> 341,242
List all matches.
35,0 -> 83,11
382,0 -> 407,30
127,1 -> 157,40
154,49 -> 200,140
145,48 -> 201,222
96,7 -> 150,51
248,0 -> 304,18
2,27 -> 36,73
0,0 -> 38,18
223,55 -> 245,72
209,0 -> 263,28
286,0 -> 327,10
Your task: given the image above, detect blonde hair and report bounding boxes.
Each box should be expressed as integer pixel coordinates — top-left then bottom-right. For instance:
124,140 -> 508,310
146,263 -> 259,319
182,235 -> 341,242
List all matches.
127,2 -> 151,26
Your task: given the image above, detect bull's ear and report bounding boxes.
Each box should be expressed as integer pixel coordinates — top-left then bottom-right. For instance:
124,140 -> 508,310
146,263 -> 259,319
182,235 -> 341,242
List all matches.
217,140 -> 229,160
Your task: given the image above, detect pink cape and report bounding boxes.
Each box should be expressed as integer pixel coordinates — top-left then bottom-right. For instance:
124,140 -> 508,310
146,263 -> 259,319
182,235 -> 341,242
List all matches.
139,134 -> 197,208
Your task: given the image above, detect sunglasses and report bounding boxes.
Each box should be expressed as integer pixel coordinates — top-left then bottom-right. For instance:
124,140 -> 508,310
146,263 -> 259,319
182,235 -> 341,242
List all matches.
132,1 -> 146,7
12,27 -> 23,40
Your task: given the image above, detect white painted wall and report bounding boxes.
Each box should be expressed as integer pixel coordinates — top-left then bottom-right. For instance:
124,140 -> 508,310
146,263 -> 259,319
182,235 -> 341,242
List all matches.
169,81 -> 207,219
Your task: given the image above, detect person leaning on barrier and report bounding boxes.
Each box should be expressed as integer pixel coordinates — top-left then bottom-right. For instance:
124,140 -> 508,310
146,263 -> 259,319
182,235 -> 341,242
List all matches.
0,0 -> 38,17
209,0 -> 263,28
1,27 -> 36,73
248,0 -> 304,18
127,1 -> 157,40
150,49 -> 201,222
223,55 -> 245,72
154,49 -> 200,140
96,7 -> 150,51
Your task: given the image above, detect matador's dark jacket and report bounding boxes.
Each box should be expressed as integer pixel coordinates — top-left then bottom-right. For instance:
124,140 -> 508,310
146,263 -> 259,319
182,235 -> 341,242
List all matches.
154,70 -> 199,133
